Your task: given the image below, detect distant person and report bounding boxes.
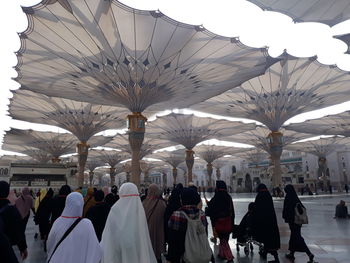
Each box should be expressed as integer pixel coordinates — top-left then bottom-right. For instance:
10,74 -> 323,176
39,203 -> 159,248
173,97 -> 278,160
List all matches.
47,192 -> 101,263
83,187 -> 96,217
86,190 -> 112,241
334,200 -> 349,218
51,185 -> 71,224
34,188 -> 47,213
8,190 -> 18,205
345,184 -> 349,194
15,187 -> 34,233
0,181 -> 28,262
283,185 -> 314,262
101,183 -> 157,263
329,184 -> 333,194
35,188 -> 54,248
206,181 -> 234,262
143,184 -> 167,263
251,184 -> 280,262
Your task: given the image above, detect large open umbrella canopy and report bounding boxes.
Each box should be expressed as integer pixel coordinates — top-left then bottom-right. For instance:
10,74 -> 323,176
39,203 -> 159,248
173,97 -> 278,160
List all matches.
9,89 -> 124,186
3,128 -> 77,163
236,147 -> 268,167
0,155 -> 33,164
194,144 -> 244,186
2,144 -> 52,164
286,136 -> 350,184
224,126 -> 311,186
193,54 -> 350,186
85,158 -> 106,186
150,149 -> 185,185
246,0 -> 350,26
15,0 -> 278,187
286,110 -> 350,137
89,149 -> 130,186
147,113 -> 256,184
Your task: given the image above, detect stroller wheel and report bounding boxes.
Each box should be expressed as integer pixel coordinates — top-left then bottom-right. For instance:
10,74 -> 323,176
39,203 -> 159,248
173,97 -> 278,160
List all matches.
244,246 -> 249,255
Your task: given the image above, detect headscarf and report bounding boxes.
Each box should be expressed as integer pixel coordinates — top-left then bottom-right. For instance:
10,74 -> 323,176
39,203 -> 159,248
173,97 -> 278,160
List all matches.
104,193 -> 117,206
59,185 -> 71,196
102,187 -> 110,196
15,187 -> 33,218
0,181 -> 10,198
181,188 -> 200,206
34,188 -> 47,212
251,184 -> 280,250
143,184 -> 162,218
7,190 -> 17,205
206,180 -> 234,221
83,187 -> 96,216
283,184 -> 303,223
101,183 -> 157,263
47,192 -> 102,263
164,183 -> 183,224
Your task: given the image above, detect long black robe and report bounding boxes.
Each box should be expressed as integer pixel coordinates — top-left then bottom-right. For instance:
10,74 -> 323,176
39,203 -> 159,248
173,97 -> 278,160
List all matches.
251,184 -> 280,251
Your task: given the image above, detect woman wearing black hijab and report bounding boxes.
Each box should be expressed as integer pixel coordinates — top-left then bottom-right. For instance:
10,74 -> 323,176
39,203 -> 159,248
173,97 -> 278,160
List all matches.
35,188 -> 54,246
206,181 -> 234,262
283,184 -> 314,262
252,184 -> 280,262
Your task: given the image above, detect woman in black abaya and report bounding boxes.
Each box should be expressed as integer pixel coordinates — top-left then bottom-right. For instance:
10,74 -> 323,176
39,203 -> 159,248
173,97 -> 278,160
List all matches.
283,184 -> 314,262
252,184 -> 280,262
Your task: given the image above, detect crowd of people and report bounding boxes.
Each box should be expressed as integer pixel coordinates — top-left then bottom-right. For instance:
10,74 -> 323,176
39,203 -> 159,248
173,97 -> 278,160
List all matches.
0,179 -> 326,263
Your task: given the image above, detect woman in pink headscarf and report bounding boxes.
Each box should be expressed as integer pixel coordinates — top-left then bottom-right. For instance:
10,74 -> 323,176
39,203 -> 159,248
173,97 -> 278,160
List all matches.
15,187 -> 34,232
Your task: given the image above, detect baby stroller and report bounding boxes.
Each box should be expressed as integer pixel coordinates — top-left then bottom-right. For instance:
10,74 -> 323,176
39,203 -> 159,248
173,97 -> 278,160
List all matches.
232,203 -> 263,255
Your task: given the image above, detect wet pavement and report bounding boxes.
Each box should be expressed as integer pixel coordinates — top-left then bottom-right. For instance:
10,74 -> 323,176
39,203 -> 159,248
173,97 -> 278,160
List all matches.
16,193 -> 350,263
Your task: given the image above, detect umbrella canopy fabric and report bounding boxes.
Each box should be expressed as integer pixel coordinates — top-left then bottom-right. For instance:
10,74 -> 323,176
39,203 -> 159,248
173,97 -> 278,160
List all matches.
105,134 -> 174,159
286,110 -> 350,137
9,89 -> 127,142
1,144 -> 52,163
194,144 -> 243,163
224,126 -> 312,154
246,0 -> 350,26
3,128 -> 77,158
192,55 -> 350,131
286,136 -> 350,158
15,0 -> 277,113
89,149 -> 130,168
150,149 -> 186,169
146,113 -> 257,149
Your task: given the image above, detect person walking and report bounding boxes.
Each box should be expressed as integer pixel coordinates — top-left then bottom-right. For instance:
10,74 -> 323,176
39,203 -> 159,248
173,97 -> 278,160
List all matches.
206,181 -> 235,262
251,184 -> 280,262
101,183 -> 157,263
35,188 -> 54,251
34,188 -> 47,213
15,187 -> 34,233
86,190 -> 112,241
283,184 -> 314,262
83,187 -> 96,217
143,184 -> 167,263
51,185 -> 71,224
334,200 -> 349,218
47,192 -> 102,263
0,181 -> 28,262
167,187 -> 212,263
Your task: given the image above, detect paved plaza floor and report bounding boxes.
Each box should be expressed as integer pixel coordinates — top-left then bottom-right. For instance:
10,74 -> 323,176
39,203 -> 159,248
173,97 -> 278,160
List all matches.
17,193 -> 350,263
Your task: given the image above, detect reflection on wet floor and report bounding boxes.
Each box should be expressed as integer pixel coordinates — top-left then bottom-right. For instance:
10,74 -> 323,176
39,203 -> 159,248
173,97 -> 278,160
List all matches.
21,193 -> 350,263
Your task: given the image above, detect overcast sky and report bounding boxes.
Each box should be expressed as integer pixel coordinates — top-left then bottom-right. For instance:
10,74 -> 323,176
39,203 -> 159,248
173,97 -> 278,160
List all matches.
1,0 -> 350,156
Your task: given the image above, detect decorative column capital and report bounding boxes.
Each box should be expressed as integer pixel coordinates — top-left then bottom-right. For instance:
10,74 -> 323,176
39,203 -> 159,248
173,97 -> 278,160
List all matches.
127,112 -> 147,133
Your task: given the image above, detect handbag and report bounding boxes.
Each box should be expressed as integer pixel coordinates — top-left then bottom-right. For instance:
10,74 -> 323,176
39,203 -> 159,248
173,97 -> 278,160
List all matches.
214,216 -> 232,233
47,218 -> 82,263
294,203 -> 308,225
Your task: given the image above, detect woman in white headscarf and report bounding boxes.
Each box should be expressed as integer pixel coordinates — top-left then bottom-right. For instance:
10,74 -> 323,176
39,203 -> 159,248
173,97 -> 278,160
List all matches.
47,192 -> 102,263
101,182 -> 157,263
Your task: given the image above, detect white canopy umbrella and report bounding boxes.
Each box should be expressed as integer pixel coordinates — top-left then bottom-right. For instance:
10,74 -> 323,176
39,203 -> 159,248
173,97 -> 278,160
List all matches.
14,0 -> 278,187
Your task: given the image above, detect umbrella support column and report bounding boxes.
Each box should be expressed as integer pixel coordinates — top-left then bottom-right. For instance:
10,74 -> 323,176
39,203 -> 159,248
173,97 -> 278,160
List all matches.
207,162 -> 213,187
77,142 -> 89,187
186,149 -> 194,185
268,131 -> 283,187
110,167 -> 116,187
128,112 -> 147,188
172,167 -> 178,185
